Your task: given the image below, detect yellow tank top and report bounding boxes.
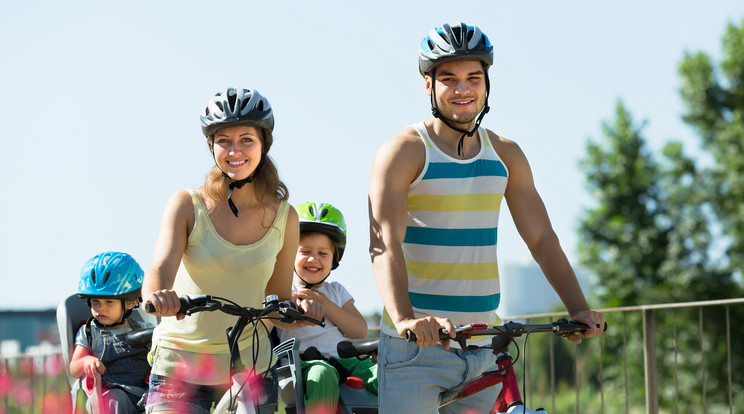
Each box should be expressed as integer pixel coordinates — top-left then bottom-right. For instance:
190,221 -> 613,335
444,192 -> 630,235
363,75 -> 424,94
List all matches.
150,190 -> 290,385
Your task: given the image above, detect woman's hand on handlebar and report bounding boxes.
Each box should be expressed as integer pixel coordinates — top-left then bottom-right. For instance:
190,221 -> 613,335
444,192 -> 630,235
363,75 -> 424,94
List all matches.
145,289 -> 186,320
567,309 -> 605,344
399,316 -> 455,349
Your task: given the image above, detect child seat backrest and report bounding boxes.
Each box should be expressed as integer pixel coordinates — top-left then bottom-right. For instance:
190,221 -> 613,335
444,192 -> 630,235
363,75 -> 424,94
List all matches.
56,293 -> 159,386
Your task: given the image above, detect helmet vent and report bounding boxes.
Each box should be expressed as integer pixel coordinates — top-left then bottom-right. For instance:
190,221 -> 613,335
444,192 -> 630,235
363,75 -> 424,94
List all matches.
102,271 -> 111,284
308,204 -> 316,217
227,92 -> 237,111
91,269 -> 96,283
215,101 -> 224,113
452,25 -> 463,42
256,100 -> 264,111
320,207 -> 329,219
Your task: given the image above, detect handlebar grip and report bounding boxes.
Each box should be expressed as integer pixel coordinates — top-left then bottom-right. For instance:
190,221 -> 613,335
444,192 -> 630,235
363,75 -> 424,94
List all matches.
145,297 -> 192,314
574,321 -> 608,332
405,328 -> 452,343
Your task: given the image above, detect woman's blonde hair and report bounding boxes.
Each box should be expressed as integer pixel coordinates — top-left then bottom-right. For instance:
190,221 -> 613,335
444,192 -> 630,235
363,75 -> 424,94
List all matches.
203,128 -> 289,204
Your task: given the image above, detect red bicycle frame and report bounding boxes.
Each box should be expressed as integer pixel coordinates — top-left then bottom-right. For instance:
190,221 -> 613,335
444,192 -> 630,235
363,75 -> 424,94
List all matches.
439,352 -> 522,413
437,323 -> 525,413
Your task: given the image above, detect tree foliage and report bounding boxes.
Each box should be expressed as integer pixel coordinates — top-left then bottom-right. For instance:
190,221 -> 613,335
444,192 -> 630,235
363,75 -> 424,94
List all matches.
577,18 -> 744,412
579,19 -> 744,309
679,21 -> 744,275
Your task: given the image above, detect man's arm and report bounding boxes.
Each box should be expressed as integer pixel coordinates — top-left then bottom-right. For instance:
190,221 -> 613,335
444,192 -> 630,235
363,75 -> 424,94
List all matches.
368,130 -> 456,347
497,133 -> 604,342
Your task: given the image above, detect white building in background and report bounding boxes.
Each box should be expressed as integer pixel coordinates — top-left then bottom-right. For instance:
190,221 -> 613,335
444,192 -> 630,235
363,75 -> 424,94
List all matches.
497,261 -> 594,318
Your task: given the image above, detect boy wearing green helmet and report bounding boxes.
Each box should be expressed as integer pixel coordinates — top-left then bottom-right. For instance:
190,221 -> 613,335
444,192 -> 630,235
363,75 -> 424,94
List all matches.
277,202 -> 374,413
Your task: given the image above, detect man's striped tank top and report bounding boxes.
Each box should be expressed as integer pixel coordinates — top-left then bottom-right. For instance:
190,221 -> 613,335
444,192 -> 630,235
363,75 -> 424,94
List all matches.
381,121 -> 508,339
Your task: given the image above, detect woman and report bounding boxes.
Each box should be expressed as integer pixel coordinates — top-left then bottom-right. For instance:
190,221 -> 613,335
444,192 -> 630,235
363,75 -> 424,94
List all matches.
142,88 -> 300,413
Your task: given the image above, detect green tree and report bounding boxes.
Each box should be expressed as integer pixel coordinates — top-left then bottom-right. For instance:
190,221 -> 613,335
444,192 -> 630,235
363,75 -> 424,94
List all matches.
679,20 -> 744,275
579,102 -> 678,306
577,18 -> 744,412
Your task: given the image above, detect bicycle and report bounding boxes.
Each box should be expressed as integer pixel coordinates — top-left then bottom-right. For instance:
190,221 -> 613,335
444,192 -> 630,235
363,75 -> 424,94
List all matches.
144,294 -> 324,414
337,318 -> 606,414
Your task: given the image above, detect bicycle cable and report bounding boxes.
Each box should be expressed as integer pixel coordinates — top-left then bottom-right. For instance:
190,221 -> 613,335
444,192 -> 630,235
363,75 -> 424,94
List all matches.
215,296 -> 276,413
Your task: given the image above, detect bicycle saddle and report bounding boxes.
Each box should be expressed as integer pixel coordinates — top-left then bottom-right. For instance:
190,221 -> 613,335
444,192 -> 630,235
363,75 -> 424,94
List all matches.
337,338 -> 379,359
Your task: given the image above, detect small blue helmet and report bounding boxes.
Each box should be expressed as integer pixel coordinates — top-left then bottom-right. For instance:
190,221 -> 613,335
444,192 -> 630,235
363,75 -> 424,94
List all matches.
78,252 -> 144,301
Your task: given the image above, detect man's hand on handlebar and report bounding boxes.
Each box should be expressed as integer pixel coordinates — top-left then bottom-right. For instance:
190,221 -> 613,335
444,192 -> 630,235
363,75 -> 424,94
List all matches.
145,289 -> 186,320
567,309 -> 605,344
398,316 -> 456,350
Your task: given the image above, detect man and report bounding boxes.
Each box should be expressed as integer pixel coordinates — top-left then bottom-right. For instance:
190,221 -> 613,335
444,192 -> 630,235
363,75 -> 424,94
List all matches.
368,22 -> 605,413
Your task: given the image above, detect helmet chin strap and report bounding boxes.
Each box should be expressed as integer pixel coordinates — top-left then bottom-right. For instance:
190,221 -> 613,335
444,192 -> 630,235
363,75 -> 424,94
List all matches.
85,298 -> 134,334
209,129 -> 267,218
222,156 -> 265,218
295,268 -> 330,289
430,63 -> 491,157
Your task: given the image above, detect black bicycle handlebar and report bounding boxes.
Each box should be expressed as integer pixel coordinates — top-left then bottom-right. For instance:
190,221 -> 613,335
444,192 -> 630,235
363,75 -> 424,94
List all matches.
405,318 -> 607,344
145,294 -> 325,327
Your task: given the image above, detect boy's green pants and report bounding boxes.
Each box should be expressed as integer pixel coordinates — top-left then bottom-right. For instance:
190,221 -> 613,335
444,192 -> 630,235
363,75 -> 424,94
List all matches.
301,357 -> 377,411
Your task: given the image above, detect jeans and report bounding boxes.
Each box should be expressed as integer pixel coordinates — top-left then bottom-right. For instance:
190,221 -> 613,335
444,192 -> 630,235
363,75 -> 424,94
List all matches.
145,374 -> 220,414
377,332 -> 502,414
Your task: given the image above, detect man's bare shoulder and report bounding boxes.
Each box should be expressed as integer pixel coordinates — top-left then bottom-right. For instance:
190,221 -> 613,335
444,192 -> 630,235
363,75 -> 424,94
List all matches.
378,126 -> 424,154
374,126 -> 426,166
486,129 -> 526,163
371,126 -> 426,186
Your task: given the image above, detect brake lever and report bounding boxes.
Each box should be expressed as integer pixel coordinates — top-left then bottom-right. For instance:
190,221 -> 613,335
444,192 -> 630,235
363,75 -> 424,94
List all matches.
184,300 -> 221,316
278,301 -> 326,327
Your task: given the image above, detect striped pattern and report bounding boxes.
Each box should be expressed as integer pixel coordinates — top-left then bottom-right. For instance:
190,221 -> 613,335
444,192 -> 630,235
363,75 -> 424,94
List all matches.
382,122 -> 508,337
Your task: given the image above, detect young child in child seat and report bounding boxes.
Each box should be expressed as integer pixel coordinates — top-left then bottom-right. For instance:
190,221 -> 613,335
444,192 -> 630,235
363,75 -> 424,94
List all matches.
277,202 -> 376,413
70,251 -> 154,413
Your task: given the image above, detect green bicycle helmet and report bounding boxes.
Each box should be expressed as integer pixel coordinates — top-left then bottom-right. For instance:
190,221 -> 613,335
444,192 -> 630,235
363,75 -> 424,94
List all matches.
296,202 -> 347,270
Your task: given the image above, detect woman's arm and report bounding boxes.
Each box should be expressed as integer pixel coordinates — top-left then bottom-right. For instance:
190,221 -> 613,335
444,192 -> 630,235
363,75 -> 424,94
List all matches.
142,190 -> 193,318
265,205 -> 302,329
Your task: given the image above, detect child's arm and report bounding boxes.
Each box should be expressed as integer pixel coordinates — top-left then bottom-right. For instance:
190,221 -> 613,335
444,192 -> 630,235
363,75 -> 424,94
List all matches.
294,289 -> 368,339
69,344 -> 105,378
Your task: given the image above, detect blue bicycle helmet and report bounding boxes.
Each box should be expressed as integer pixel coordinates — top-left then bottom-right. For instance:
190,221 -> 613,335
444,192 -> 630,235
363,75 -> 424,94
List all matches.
78,251 -> 144,302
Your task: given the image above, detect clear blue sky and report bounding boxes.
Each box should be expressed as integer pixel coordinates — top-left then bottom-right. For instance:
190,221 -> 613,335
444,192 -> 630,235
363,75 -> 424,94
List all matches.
1,1 -> 742,314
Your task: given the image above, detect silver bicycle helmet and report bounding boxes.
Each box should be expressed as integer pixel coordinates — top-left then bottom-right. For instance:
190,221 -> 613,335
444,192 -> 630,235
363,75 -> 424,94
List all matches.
200,88 -> 274,217
200,88 -> 274,137
418,22 -> 494,77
